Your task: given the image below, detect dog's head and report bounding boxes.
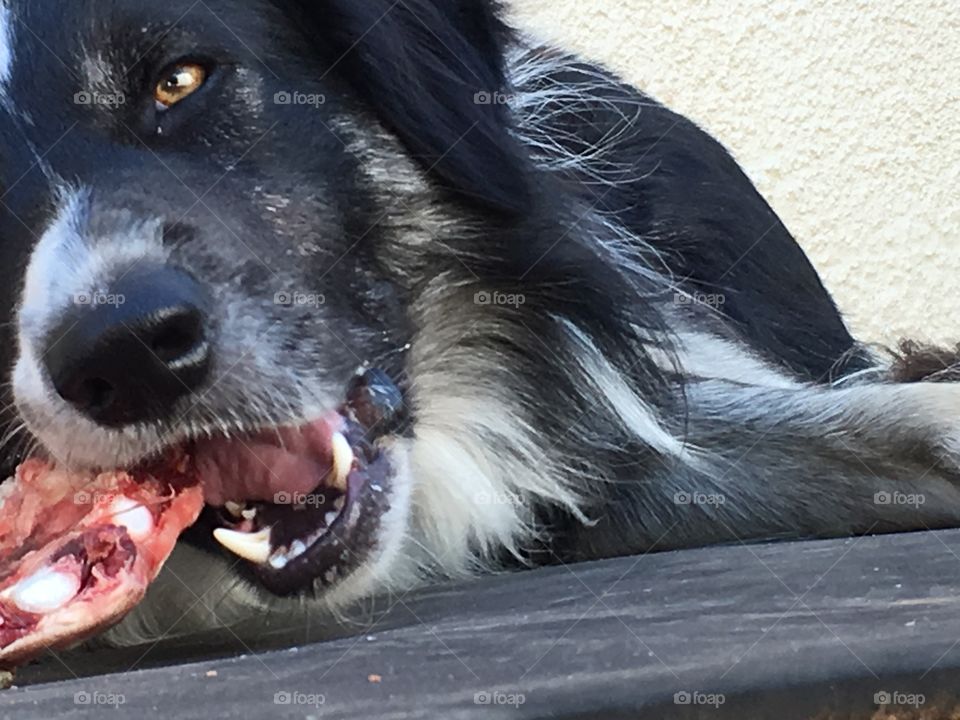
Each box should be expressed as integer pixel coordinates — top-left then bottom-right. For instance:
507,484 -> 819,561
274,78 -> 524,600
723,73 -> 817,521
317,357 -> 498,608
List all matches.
0,0 -> 541,607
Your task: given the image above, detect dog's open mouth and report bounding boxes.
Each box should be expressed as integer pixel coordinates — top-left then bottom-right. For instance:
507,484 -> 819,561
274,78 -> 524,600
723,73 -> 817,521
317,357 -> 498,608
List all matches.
197,369 -> 403,595
0,370 -> 403,668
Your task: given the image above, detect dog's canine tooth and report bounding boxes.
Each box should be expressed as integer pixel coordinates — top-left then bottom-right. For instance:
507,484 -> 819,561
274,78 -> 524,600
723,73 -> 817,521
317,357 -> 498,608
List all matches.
213,528 -> 272,564
224,501 -> 245,518
330,432 -> 353,491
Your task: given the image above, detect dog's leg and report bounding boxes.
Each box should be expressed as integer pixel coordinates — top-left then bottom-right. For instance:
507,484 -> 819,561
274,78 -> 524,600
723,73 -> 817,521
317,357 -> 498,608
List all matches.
674,378 -> 960,543
573,351 -> 960,556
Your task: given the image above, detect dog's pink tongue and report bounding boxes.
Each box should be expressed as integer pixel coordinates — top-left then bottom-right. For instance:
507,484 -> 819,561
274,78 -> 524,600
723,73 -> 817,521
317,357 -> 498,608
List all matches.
194,414 -> 342,506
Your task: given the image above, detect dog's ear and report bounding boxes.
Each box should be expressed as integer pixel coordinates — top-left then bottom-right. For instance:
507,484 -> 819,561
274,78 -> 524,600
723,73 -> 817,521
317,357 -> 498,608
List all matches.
294,0 -> 531,215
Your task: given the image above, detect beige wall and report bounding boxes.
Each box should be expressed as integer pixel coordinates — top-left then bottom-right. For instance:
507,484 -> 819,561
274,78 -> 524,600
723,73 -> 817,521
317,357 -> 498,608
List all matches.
510,0 -> 960,345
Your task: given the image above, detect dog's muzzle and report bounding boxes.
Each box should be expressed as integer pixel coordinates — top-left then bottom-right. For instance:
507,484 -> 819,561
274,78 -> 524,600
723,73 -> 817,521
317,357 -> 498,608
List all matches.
43,265 -> 212,428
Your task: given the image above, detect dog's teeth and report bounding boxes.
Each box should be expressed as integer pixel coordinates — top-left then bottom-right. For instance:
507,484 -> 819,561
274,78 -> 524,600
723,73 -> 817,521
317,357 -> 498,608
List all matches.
225,502 -> 257,521
213,527 -> 272,564
333,496 -> 345,512
289,540 -> 307,559
267,539 -> 309,570
325,511 -> 338,526
330,432 -> 353,491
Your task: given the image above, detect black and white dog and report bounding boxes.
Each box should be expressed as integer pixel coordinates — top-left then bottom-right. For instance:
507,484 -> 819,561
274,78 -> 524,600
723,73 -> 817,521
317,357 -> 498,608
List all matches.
0,0 -> 957,645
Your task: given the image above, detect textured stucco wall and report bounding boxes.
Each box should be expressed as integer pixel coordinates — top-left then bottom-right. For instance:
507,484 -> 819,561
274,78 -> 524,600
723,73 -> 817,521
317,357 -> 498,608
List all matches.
509,0 -> 960,345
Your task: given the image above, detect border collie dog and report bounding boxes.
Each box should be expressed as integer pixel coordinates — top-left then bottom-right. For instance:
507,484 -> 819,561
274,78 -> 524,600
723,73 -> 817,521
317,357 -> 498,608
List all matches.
0,0 -> 957,644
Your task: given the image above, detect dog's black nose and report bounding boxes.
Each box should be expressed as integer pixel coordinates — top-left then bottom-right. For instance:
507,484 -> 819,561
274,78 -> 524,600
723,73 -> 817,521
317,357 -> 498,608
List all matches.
44,267 -> 212,428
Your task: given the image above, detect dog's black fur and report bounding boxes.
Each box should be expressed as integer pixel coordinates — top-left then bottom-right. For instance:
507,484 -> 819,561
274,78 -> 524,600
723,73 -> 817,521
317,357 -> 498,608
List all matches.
1,0 -> 958,642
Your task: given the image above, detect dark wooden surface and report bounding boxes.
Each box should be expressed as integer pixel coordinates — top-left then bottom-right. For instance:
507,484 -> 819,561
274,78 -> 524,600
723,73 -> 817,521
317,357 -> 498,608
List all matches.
4,529 -> 960,719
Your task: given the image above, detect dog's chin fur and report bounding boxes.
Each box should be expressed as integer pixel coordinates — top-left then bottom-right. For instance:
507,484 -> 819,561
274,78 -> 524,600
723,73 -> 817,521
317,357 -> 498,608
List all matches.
1,0 -> 960,647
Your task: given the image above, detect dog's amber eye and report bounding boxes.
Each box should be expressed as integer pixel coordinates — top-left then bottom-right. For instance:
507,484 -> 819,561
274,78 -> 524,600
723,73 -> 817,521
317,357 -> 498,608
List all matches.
155,63 -> 207,109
